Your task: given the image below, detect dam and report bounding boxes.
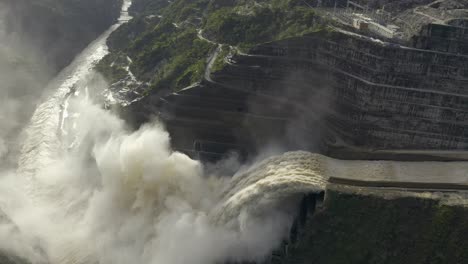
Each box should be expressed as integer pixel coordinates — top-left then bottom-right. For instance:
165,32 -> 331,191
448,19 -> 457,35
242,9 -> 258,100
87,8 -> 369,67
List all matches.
114,1 -> 468,162
1,0 -> 468,263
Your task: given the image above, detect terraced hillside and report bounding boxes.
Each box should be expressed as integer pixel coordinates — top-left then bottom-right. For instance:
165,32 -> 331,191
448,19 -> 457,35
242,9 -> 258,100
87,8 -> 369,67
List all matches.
98,0 -> 468,161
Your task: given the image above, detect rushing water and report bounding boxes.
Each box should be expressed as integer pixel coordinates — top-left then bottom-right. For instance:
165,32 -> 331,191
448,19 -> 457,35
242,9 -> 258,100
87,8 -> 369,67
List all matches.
18,0 -> 132,178
0,1 -> 327,263
8,0 -> 468,262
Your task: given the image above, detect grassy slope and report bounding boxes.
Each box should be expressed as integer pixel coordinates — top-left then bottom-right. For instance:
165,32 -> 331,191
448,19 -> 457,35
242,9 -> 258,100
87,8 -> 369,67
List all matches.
97,0 -> 216,92
283,189 -> 468,264
203,0 -> 323,49
97,0 -> 326,92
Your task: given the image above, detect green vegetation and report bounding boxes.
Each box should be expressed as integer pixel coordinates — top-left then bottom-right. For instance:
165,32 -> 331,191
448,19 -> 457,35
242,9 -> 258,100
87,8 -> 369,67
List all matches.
97,0 -> 327,93
211,45 -> 232,73
107,16 -> 159,51
160,0 -> 210,24
144,29 -> 215,90
95,52 -> 129,84
116,21 -> 214,91
282,190 -> 468,264
203,1 -> 323,47
130,0 -> 209,22
100,17 -> 216,91
98,0 -> 216,92
128,0 -> 170,16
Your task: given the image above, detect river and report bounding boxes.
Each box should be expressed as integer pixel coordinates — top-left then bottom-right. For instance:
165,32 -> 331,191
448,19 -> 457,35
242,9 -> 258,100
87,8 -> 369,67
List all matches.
0,1 -> 326,263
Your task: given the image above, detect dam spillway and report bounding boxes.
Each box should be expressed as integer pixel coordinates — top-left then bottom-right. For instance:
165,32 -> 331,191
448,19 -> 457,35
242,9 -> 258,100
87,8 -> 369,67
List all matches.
2,0 -> 468,263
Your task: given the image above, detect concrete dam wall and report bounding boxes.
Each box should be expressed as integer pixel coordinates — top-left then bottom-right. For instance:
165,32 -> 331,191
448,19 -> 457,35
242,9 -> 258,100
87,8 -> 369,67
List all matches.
151,24 -> 468,161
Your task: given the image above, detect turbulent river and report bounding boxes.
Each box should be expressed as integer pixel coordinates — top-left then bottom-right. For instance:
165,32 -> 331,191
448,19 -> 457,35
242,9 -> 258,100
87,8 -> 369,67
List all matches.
0,1 -> 326,264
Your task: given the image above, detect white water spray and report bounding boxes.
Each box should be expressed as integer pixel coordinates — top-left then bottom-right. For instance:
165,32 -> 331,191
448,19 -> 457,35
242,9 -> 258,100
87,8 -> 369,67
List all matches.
18,0 -> 132,178
0,1 -> 326,263
7,94 -> 324,264
6,0 -> 468,262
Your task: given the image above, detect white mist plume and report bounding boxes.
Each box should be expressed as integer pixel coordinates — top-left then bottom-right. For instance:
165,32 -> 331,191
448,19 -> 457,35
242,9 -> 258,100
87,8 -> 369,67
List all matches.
0,8 -> 54,260
0,12 -> 52,165
1,96 -> 322,264
0,1 -> 325,262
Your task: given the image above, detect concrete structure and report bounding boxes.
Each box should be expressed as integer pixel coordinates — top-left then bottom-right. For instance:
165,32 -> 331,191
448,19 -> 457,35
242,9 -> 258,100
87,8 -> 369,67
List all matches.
352,18 -> 369,31
244,27 -> 468,158
147,21 -> 468,161
121,1 -> 468,162
368,21 -> 398,38
413,22 -> 468,54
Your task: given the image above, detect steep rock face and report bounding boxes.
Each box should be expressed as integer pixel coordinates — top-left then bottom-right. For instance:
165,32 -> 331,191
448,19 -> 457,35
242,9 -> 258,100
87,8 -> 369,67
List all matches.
2,0 -> 122,73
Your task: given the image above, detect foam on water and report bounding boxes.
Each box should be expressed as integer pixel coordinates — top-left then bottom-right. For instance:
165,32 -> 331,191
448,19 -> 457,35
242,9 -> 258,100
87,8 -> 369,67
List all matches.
2,1 -> 326,263
19,1 -> 131,173
212,152 -> 327,226
10,95 -> 324,264
6,0 -> 468,262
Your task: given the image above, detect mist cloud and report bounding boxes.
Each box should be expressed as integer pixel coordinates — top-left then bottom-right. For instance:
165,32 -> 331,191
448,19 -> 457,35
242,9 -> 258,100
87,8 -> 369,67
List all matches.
0,2 -> 312,262
0,5 -> 53,166
0,95 -> 301,264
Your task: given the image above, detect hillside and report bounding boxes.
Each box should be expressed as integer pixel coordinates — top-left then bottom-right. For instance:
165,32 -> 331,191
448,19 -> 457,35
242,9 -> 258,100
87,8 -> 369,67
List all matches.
96,0 -> 326,95
281,187 -> 468,264
96,0 -> 468,162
